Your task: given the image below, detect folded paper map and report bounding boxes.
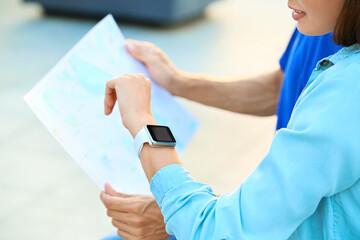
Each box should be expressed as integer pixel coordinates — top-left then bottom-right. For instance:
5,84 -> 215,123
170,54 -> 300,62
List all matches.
24,15 -> 199,195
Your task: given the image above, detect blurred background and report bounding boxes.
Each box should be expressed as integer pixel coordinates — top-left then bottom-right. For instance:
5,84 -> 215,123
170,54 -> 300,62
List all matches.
0,0 -> 295,239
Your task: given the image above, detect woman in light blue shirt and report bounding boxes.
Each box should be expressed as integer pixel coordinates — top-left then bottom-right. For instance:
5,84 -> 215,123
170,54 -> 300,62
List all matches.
103,0 -> 360,239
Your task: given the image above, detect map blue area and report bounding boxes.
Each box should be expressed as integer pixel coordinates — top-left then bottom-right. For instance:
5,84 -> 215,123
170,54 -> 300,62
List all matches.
68,55 -> 113,95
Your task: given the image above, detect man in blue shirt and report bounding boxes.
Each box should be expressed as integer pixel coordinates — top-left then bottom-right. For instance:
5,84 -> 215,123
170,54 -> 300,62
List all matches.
101,29 -> 341,240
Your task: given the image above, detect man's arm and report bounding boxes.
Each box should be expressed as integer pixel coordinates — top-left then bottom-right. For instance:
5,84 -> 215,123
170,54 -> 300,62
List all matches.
173,69 -> 284,116
125,39 -> 284,116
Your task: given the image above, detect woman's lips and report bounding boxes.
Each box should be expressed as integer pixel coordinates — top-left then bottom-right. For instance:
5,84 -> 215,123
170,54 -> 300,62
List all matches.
289,5 -> 306,21
292,9 -> 306,21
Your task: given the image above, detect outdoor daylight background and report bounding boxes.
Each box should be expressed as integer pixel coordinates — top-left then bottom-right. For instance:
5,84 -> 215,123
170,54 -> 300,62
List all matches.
0,0 -> 295,239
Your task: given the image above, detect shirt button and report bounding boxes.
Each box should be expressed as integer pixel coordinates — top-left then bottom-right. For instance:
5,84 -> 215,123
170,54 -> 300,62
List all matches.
320,59 -> 330,67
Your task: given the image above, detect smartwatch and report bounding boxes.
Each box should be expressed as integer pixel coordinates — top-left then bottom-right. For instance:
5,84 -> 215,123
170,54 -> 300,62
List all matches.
134,125 -> 176,158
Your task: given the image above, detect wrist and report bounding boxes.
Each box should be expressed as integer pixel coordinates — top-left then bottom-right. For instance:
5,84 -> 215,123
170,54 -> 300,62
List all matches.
129,114 -> 157,138
169,70 -> 189,96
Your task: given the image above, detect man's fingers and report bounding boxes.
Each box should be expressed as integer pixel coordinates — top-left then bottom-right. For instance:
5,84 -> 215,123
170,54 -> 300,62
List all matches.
107,209 -> 124,219
104,79 -> 117,115
113,219 -> 146,238
107,210 -> 132,223
107,210 -> 149,227
125,39 -> 157,65
117,229 -> 137,240
104,183 -> 118,196
125,39 -> 142,60
100,191 -> 109,206
101,192 -> 136,211
104,183 -> 130,198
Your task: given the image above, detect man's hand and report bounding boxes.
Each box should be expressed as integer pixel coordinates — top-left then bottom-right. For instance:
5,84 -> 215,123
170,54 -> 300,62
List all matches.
125,39 -> 183,95
101,183 -> 171,240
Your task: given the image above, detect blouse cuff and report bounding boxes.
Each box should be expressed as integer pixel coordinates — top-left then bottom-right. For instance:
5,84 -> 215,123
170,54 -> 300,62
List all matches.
150,164 -> 193,208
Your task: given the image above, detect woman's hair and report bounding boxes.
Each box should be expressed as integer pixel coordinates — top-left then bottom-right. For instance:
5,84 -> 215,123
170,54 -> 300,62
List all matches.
333,0 -> 360,46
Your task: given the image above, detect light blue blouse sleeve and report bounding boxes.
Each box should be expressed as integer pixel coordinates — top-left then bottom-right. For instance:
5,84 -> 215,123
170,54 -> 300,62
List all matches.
150,66 -> 360,240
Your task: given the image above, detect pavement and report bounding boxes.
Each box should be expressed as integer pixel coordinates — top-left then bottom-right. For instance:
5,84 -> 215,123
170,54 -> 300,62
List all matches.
0,0 -> 294,239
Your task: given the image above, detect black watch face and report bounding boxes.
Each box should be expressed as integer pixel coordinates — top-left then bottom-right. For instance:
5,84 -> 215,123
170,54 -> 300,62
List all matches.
147,125 -> 176,143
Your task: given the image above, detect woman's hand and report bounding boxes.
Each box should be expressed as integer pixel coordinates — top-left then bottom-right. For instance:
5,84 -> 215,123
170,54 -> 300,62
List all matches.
125,39 -> 183,95
101,183 -> 171,240
104,73 -> 156,138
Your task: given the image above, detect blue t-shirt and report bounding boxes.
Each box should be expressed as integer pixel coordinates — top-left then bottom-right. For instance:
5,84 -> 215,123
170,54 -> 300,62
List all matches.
276,28 -> 342,130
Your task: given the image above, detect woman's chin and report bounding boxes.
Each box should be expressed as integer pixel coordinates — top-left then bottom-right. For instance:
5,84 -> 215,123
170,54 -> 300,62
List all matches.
297,24 -> 332,36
